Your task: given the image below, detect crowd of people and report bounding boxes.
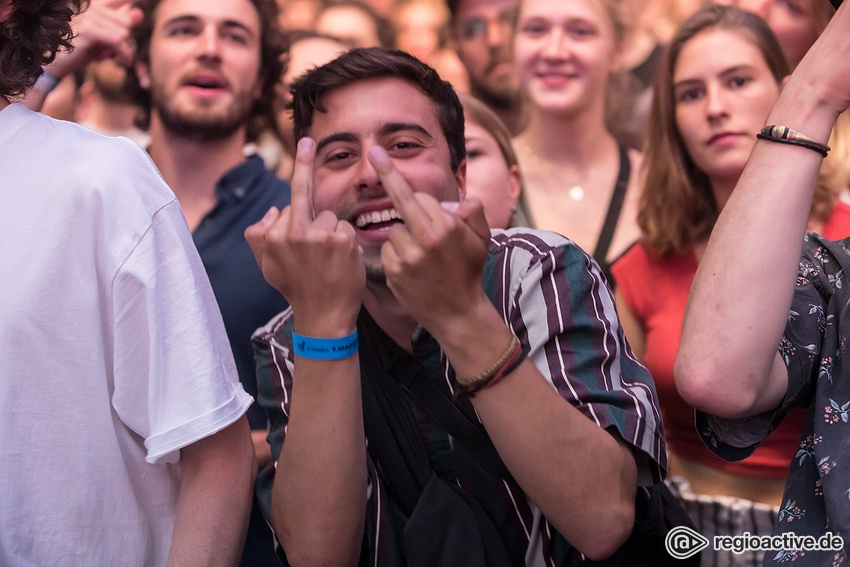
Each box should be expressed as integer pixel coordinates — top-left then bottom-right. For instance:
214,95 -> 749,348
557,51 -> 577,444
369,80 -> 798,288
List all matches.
3,0 -> 850,565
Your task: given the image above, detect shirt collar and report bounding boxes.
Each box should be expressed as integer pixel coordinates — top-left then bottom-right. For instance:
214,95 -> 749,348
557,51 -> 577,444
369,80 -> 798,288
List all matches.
215,154 -> 266,203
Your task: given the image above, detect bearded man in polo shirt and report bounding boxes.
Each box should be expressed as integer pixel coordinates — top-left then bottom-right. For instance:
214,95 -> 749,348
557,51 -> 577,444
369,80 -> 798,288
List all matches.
127,1 -> 290,564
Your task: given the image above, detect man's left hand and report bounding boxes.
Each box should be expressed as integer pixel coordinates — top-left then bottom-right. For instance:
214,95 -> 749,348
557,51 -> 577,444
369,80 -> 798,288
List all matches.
370,146 -> 491,334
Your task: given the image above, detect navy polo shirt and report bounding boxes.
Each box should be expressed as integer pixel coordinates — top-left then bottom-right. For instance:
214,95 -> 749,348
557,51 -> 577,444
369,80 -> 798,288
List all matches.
193,154 -> 291,430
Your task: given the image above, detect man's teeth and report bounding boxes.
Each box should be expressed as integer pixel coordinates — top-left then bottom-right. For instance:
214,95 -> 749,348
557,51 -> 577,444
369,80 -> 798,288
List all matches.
354,208 -> 400,228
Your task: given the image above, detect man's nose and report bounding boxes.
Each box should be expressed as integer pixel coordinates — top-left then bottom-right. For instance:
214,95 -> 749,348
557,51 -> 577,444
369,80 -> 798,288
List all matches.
197,25 -> 222,60
487,17 -> 507,47
355,152 -> 382,194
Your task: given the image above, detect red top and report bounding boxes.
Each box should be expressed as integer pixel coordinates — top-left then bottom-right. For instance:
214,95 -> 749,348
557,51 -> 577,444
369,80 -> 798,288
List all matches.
611,202 -> 850,478
613,243 -> 805,478
821,199 -> 850,240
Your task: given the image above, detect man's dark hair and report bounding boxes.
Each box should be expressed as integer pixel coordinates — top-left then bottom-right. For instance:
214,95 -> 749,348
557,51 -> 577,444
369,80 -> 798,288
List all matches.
290,47 -> 465,170
0,0 -> 85,97
126,0 -> 287,142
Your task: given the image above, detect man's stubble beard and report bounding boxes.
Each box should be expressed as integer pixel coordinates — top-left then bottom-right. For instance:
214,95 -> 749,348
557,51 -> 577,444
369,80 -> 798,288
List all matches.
471,79 -> 520,110
365,257 -> 387,284
151,86 -> 256,142
92,65 -> 134,104
469,60 -> 522,110
468,53 -> 521,109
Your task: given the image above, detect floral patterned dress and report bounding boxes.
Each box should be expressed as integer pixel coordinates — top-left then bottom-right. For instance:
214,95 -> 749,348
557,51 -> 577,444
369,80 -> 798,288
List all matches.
697,234 -> 850,566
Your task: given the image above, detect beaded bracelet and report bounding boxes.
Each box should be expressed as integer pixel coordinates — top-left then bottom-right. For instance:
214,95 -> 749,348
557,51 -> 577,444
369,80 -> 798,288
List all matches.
756,125 -> 830,158
454,335 -> 526,399
292,330 -> 358,360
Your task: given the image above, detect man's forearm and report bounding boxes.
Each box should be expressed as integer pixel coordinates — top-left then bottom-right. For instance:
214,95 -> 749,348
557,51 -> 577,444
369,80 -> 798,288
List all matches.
471,362 -> 637,560
432,300 -> 638,561
168,417 -> 255,567
273,355 -> 367,567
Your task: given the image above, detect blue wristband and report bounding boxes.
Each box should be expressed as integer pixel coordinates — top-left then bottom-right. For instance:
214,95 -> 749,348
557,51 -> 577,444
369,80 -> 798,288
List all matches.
292,330 -> 358,360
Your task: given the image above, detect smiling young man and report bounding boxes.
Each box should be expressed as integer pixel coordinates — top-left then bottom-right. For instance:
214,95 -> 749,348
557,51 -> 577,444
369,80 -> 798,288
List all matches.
246,47 -> 666,566
127,1 -> 290,564
0,0 -> 254,565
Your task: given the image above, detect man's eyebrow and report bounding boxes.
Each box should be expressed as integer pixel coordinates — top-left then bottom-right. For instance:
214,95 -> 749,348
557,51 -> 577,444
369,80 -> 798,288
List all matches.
315,132 -> 359,155
162,15 -> 255,37
377,122 -> 434,139
315,124 -> 433,154
220,19 -> 256,37
163,14 -> 201,28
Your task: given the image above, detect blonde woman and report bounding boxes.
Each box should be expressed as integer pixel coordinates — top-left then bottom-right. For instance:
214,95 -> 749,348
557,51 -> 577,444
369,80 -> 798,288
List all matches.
511,0 -> 643,277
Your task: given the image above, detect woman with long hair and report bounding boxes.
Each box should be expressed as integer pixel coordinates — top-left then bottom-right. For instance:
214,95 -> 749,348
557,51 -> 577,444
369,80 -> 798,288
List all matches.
611,5 -> 850,565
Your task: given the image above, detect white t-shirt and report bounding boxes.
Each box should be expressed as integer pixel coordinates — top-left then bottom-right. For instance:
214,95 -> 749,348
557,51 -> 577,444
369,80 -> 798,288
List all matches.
0,104 -> 253,566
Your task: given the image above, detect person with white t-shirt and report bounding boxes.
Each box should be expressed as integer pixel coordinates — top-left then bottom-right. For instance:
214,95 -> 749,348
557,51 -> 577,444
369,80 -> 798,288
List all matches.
0,1 -> 255,565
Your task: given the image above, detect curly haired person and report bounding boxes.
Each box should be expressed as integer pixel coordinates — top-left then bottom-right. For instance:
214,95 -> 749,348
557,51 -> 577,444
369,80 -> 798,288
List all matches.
0,1 -> 255,564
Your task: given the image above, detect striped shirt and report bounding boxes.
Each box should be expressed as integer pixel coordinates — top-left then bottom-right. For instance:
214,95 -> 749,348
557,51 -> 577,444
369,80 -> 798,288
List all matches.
253,228 -> 666,566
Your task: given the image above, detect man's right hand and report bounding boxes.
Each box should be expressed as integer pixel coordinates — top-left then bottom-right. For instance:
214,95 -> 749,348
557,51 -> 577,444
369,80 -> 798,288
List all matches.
23,0 -> 141,112
52,0 -> 141,78
245,137 -> 365,336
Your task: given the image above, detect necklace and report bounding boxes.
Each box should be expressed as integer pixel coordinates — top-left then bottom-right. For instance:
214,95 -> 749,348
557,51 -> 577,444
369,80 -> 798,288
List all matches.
517,144 -> 587,202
